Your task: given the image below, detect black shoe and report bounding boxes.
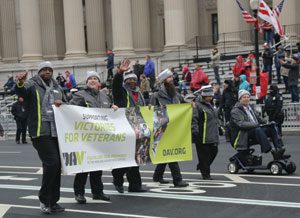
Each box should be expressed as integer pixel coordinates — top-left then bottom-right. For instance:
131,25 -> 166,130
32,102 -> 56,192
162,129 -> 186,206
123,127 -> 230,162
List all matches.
153,178 -> 169,184
174,180 -> 189,187
16,141 -> 20,144
22,141 -> 28,144
51,203 -> 65,213
93,193 -> 110,201
40,203 -> 52,214
128,188 -> 147,193
114,185 -> 124,193
202,175 -> 213,180
75,194 -> 86,204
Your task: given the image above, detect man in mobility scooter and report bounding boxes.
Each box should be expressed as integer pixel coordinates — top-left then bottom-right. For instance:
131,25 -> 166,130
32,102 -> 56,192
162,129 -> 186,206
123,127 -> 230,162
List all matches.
227,90 -> 296,175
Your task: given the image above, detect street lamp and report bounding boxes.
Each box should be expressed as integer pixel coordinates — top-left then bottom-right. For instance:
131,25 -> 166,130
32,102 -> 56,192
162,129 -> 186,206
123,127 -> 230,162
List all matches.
250,0 -> 260,87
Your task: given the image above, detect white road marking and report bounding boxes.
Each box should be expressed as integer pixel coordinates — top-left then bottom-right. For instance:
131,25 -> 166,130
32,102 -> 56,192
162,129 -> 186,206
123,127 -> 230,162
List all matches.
0,176 -> 37,181
0,184 -> 299,209
0,152 -> 21,154
0,205 -> 11,217
224,174 -> 251,183
21,195 -> 111,204
0,203 -> 166,218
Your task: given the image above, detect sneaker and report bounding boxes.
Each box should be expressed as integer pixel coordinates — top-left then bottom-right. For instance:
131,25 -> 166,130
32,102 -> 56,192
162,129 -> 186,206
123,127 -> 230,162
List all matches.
40,202 -> 51,214
51,203 -> 65,213
174,180 -> 189,187
153,178 -> 169,184
128,188 -> 147,193
114,185 -> 124,193
75,194 -> 86,204
93,193 -> 110,201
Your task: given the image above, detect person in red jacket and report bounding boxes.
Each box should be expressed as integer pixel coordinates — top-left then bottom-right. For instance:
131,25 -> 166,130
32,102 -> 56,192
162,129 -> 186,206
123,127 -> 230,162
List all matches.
190,64 -> 209,92
232,55 -> 245,78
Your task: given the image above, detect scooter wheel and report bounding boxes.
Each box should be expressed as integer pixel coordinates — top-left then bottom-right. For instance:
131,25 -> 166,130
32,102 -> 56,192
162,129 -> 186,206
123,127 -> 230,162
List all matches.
270,162 -> 282,175
228,161 -> 239,174
285,162 -> 296,174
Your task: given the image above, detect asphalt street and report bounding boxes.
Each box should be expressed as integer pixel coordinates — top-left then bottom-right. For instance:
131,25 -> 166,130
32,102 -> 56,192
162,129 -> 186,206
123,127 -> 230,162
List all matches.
0,136 -> 300,218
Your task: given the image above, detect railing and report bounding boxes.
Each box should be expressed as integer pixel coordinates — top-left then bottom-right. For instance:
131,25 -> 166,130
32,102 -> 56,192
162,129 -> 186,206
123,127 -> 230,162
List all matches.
255,102 -> 300,132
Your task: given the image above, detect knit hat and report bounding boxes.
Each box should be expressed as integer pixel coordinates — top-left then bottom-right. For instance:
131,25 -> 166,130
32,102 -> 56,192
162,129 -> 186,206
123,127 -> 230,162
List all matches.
200,85 -> 214,97
158,69 -> 173,83
37,61 -> 53,73
123,70 -> 137,82
238,89 -> 250,100
86,71 -> 101,83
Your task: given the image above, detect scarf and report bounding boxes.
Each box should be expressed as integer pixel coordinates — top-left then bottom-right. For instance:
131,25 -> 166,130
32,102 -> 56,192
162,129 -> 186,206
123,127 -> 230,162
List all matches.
123,83 -> 145,107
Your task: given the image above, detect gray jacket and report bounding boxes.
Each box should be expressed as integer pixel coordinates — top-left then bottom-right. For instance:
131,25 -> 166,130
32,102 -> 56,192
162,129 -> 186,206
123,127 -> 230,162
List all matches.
192,100 -> 219,145
282,62 -> 299,86
230,102 -> 265,150
70,88 -> 111,108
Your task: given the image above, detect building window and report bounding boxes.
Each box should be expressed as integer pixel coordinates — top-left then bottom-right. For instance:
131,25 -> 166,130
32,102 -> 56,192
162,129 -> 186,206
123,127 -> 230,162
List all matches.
212,14 -> 218,45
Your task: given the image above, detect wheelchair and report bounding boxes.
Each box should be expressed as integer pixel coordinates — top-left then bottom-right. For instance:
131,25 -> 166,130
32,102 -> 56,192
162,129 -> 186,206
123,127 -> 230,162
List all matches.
226,124 -> 296,175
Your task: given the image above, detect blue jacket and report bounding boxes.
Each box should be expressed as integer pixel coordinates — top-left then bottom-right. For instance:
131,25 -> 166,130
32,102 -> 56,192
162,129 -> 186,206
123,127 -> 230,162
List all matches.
144,59 -> 155,77
106,53 -> 114,70
239,75 -> 249,91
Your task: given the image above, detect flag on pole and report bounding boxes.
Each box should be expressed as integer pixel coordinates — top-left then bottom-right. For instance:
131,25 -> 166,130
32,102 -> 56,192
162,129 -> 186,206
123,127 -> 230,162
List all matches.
258,0 -> 284,36
273,0 -> 285,18
235,0 -> 257,24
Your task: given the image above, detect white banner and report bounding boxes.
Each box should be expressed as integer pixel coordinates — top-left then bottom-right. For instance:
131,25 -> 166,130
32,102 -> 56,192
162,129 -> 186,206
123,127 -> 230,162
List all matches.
53,105 -> 137,175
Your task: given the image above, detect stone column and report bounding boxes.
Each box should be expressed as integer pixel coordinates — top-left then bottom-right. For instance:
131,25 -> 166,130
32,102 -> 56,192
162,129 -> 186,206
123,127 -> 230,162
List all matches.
63,0 -> 86,59
40,0 -> 65,60
111,0 -> 134,55
19,0 -> 43,61
217,0 -> 242,47
164,0 -> 185,50
273,0 -> 298,42
184,0 -> 199,44
0,0 -> 18,63
85,0 -> 106,57
104,0 -> 113,50
149,0 -> 164,52
131,0 -> 151,52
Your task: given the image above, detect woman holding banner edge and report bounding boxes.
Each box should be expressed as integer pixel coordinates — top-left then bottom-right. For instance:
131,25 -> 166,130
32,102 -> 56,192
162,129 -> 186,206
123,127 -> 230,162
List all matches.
70,71 -> 118,204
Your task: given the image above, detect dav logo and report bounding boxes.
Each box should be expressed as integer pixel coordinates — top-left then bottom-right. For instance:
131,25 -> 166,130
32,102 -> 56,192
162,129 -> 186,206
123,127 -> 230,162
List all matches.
62,151 -> 85,166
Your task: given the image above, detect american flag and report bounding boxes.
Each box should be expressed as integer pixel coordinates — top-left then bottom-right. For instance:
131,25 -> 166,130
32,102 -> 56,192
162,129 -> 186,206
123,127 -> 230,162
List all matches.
273,0 -> 285,18
258,0 -> 284,36
236,0 -> 257,24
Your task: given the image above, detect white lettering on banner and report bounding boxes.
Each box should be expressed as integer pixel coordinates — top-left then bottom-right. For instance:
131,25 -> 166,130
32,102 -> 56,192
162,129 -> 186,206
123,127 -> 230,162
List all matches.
53,105 -> 137,175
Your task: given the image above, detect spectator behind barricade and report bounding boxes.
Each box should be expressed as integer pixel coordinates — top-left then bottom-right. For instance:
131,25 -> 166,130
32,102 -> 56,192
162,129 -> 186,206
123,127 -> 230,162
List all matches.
280,49 -> 292,94
144,55 -> 156,91
280,55 -> 300,103
253,70 -> 269,104
4,74 -> 16,94
133,60 -> 144,85
220,80 -> 237,122
70,71 -> 117,204
297,42 -> 300,58
11,96 -> 28,144
213,84 -> 222,108
232,55 -> 245,78
274,46 -> 284,84
245,53 -> 256,83
139,74 -> 150,105
0,122 -> 3,137
171,67 -> 180,87
190,64 -> 209,92
65,70 -> 77,91
261,21 -> 274,46
192,85 -> 220,180
262,42 -> 274,85
239,74 -> 250,92
230,90 -> 289,159
182,66 -> 191,86
56,72 -> 66,89
210,47 -> 221,85
233,76 -> 241,91
265,84 -> 284,136
105,50 -> 114,81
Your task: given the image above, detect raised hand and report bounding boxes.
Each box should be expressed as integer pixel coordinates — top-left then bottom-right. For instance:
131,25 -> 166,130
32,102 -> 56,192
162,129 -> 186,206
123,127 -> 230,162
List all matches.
119,58 -> 131,73
15,72 -> 28,84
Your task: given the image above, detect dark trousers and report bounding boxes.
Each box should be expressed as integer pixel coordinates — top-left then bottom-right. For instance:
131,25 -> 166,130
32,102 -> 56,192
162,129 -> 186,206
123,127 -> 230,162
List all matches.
289,85 -> 299,102
213,66 -> 220,84
16,119 -> 27,142
263,64 -> 273,84
153,162 -> 182,184
148,75 -> 156,91
283,76 -> 289,92
107,68 -> 114,81
112,166 -> 142,190
32,136 -> 61,205
248,125 -> 280,153
74,170 -> 103,196
195,143 -> 218,178
276,67 -> 282,83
